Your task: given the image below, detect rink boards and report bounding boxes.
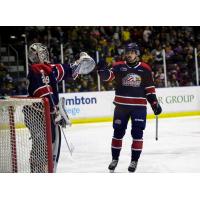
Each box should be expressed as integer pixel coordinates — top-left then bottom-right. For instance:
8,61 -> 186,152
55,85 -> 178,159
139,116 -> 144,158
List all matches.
1,86 -> 199,126
59,86 -> 200,124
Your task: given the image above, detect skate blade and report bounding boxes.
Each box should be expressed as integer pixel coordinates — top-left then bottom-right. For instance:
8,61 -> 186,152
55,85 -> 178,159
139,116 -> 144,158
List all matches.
109,170 -> 115,173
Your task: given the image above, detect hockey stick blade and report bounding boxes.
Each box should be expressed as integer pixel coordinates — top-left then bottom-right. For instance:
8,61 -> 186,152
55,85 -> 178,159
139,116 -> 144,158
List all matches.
59,125 -> 74,156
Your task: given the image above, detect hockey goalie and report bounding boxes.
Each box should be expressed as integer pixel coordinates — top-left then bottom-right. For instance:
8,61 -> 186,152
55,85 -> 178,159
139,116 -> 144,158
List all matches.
25,43 -> 95,172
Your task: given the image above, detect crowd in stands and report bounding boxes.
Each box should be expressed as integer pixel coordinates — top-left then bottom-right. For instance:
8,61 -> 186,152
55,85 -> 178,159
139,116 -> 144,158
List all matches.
1,26 -> 200,96
0,62 -> 27,96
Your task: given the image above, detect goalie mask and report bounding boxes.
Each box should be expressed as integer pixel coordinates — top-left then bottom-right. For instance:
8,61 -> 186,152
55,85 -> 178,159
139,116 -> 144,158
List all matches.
28,43 -> 50,64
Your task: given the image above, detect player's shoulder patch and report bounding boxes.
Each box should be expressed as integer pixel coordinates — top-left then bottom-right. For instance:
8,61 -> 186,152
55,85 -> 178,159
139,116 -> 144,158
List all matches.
112,61 -> 125,67
140,62 -> 152,72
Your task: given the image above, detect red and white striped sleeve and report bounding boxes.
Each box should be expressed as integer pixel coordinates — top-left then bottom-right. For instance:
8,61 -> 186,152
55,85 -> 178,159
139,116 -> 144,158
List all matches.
51,64 -> 65,82
33,85 -> 53,97
145,86 -> 156,96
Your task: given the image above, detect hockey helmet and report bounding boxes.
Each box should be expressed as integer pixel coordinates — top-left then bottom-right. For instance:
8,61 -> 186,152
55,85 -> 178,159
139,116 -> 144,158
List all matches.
124,43 -> 140,56
28,43 -> 50,64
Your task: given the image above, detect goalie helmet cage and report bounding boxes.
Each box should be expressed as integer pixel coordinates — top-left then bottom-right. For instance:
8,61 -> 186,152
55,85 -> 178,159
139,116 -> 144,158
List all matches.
0,97 -> 53,173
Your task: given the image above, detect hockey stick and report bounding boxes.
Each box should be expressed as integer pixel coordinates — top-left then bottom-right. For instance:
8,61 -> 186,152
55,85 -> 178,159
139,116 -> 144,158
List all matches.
59,125 -> 74,156
58,97 -> 74,156
155,115 -> 158,141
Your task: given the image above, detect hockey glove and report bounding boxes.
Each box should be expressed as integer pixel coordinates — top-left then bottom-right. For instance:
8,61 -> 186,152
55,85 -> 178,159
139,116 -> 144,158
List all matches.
55,114 -> 70,128
151,101 -> 162,115
55,108 -> 71,127
71,52 -> 96,80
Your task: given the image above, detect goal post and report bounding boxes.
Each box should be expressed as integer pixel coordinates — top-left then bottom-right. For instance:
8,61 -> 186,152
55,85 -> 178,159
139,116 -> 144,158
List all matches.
43,97 -> 54,173
8,105 -> 18,172
0,97 -> 53,173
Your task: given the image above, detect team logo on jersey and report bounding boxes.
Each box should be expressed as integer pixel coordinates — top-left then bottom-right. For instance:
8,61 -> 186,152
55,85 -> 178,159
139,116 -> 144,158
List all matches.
122,73 -> 141,87
120,67 -> 128,71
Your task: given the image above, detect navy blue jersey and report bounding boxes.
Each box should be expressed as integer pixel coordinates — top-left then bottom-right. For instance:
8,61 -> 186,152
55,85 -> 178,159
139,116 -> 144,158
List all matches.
28,63 -> 72,110
98,61 -> 158,107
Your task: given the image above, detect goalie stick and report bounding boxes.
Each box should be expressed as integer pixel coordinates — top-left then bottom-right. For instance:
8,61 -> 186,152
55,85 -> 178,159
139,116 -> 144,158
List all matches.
59,125 -> 74,156
58,97 -> 74,156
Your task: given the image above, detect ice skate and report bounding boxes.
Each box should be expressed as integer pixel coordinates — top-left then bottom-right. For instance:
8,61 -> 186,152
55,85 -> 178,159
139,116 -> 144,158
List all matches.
108,160 -> 118,172
128,161 -> 138,172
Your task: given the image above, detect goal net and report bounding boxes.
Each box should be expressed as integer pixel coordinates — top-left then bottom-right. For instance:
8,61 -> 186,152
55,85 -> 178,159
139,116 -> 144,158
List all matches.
0,97 -> 53,173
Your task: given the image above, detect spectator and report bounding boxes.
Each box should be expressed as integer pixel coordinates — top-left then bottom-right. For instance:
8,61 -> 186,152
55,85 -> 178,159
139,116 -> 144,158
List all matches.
154,67 -> 165,87
165,44 -> 175,61
0,63 -> 7,84
1,26 -> 199,93
79,80 -> 89,92
121,27 -> 131,42
151,46 -> 163,64
106,51 -> 114,66
168,73 -> 179,87
141,48 -> 154,64
143,26 -> 152,43
16,79 -> 28,95
0,63 -> 15,96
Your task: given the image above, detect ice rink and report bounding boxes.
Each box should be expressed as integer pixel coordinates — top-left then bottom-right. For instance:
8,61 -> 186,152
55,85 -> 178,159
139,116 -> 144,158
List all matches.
57,116 -> 200,173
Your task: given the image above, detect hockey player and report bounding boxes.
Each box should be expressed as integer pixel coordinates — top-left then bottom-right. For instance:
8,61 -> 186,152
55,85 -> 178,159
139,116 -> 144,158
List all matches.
25,43 -> 94,172
97,43 -> 162,172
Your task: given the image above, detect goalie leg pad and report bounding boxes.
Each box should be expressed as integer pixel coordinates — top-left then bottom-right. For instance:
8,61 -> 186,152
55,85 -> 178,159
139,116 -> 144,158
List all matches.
52,124 -> 61,172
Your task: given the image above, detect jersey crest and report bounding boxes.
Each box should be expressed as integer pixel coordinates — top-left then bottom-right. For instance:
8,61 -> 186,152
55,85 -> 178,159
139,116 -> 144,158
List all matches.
122,73 -> 141,87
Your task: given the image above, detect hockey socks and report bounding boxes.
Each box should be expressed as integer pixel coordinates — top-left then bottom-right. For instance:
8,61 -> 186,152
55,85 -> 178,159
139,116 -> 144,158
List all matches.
111,137 -> 122,160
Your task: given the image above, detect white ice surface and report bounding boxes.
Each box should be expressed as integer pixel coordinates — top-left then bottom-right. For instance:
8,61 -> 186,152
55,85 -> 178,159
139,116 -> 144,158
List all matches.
57,116 -> 200,173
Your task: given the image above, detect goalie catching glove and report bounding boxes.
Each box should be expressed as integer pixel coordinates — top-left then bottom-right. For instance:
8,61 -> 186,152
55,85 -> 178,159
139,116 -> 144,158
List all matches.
71,52 -> 96,80
55,97 -> 71,127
